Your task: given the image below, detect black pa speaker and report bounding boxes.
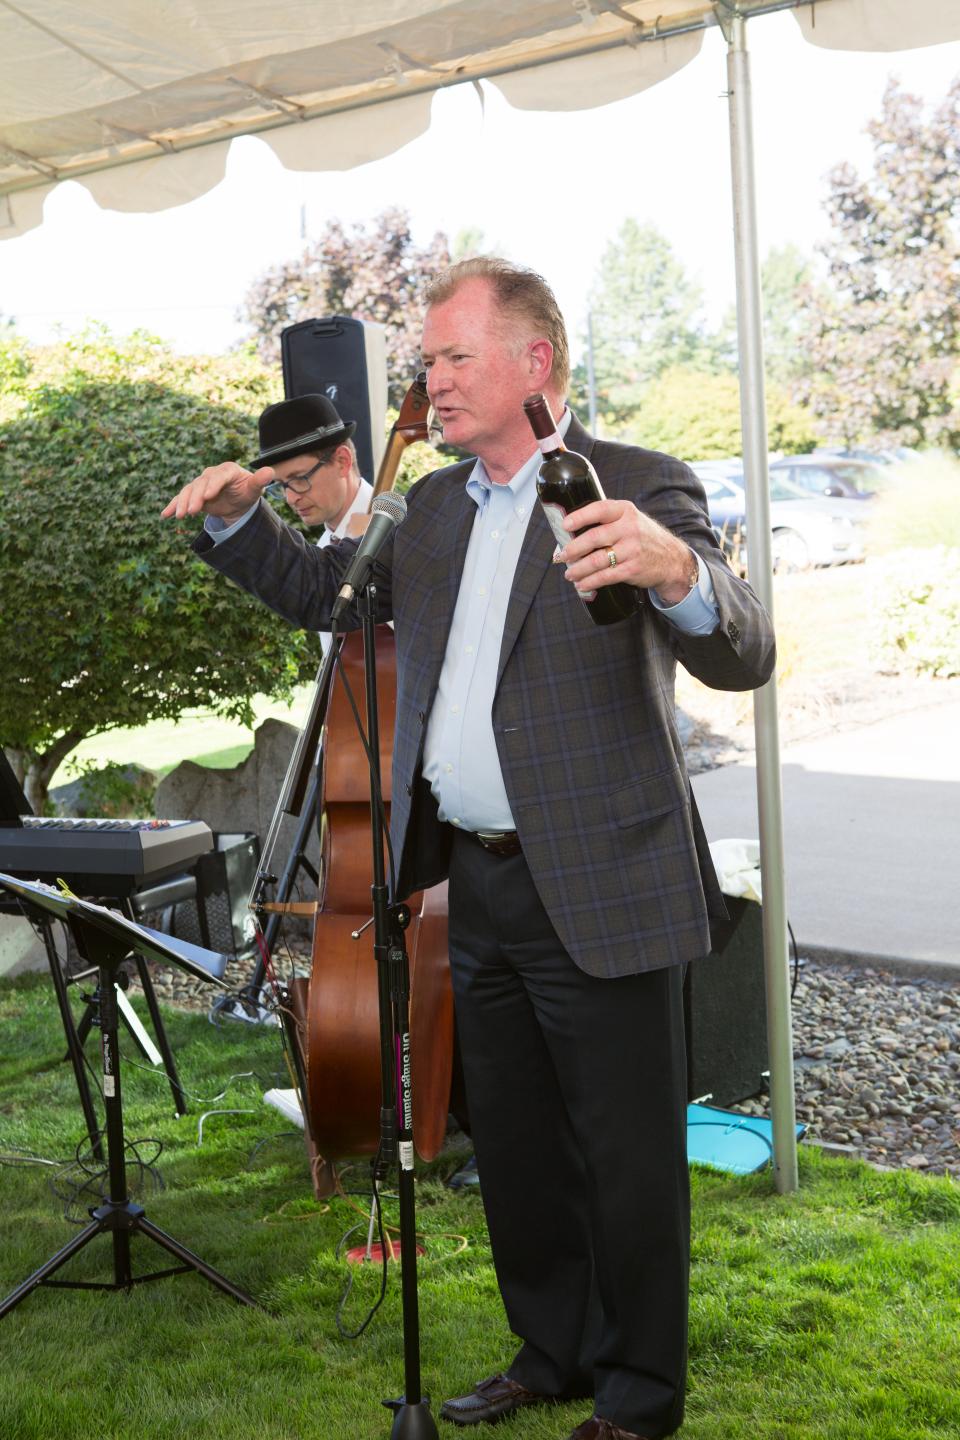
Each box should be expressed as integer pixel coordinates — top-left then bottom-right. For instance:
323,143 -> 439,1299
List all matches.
684,897 -> 769,1106
131,832 -> 260,961
280,315 -> 387,486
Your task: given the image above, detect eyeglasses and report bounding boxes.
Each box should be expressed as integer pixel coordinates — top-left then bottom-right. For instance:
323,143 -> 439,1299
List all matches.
265,456 -> 330,499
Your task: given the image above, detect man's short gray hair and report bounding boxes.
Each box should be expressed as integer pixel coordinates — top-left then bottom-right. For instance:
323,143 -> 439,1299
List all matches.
303,436 -> 361,478
423,257 -> 570,397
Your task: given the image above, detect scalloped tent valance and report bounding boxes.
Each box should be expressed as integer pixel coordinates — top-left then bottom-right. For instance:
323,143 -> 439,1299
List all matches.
1,0 -> 957,239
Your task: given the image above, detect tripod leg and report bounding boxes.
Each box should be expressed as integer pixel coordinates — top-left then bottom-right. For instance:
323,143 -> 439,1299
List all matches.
43,922 -> 103,1161
74,998 -> 95,1049
129,949 -> 187,1115
133,1216 -> 258,1307
0,1219 -> 101,1320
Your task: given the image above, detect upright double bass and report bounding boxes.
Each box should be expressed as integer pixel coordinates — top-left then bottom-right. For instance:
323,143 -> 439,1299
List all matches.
288,376 -> 454,1186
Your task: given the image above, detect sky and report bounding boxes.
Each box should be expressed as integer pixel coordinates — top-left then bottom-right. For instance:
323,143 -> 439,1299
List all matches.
1,10 -> 959,364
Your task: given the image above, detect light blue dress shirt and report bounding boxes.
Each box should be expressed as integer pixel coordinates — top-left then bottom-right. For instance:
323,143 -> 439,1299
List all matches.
206,504 -> 259,542
421,412 -> 719,833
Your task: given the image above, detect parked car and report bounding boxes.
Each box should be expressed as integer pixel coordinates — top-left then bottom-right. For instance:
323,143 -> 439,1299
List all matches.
692,467 -> 868,572
770,455 -> 883,501
813,444 -> 919,466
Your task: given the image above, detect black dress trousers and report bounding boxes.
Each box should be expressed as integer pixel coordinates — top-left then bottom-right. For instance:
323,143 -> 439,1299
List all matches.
446,829 -> 690,1440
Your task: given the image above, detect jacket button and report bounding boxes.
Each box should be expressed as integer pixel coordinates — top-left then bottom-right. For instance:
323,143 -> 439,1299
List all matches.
727,620 -> 741,643
418,710 -> 426,725
405,782 -> 413,796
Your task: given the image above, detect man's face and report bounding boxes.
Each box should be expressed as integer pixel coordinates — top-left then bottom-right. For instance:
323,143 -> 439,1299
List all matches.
421,277 -> 540,459
271,445 -> 355,529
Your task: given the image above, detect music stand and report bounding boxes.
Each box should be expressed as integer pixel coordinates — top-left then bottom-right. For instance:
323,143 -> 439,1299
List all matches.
0,872 -> 257,1318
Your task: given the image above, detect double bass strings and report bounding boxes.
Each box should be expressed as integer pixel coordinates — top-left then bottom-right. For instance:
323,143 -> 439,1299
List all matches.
328,617 -> 398,900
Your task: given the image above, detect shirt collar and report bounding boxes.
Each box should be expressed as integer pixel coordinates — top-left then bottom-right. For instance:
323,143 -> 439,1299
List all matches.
466,406 -> 573,512
332,477 -> 370,538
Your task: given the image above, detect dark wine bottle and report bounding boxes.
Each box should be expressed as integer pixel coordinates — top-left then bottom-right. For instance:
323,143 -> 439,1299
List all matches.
523,393 -> 639,626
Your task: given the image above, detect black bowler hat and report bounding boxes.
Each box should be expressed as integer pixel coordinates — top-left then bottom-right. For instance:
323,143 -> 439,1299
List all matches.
253,393 -> 356,469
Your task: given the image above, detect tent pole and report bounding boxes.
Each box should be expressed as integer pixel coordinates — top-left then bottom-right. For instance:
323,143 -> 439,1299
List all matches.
721,7 -> 798,1193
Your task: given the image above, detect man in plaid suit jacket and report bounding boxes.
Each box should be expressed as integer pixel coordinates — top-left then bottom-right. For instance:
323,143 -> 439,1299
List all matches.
165,259 -> 774,1440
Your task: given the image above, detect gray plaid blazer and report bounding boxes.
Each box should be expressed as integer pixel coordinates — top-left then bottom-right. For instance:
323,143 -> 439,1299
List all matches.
197,414 -> 775,977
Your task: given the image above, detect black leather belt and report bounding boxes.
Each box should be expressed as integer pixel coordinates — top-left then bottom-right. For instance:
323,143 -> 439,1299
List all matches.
466,829 -> 522,858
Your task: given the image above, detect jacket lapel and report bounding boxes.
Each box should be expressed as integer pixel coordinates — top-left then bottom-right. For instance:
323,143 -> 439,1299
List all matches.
496,412 -> 597,689
428,461 -> 476,674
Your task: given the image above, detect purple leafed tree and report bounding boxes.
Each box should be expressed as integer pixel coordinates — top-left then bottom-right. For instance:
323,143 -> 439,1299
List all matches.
239,207 -> 452,407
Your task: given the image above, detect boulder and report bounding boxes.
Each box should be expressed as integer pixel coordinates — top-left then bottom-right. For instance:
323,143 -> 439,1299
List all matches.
154,717 -> 320,899
50,763 -> 158,818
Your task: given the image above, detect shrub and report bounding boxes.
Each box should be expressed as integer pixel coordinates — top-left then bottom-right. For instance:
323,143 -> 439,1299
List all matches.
865,451 -> 960,555
873,546 -> 960,677
621,367 -> 817,461
0,327 -> 316,809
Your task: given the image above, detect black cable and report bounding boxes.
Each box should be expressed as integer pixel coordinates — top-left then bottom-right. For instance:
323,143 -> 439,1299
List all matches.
245,1131 -> 304,1168
116,1049 -> 281,1105
788,918 -> 800,998
49,1133 -> 165,1225
334,1153 -> 390,1340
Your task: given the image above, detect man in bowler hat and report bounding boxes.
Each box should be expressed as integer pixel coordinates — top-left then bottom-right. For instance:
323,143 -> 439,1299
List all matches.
253,392 -> 372,541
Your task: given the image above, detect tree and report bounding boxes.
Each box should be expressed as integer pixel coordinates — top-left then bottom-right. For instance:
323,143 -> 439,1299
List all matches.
694,244 -> 819,385
760,244 -> 818,386
576,220 -> 707,428
623,366 -> 816,462
239,207 -> 451,406
0,330 -> 318,810
797,77 -> 960,449
0,326 -> 30,415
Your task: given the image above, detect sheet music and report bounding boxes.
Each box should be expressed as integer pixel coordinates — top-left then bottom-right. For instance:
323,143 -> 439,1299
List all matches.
0,872 -> 229,984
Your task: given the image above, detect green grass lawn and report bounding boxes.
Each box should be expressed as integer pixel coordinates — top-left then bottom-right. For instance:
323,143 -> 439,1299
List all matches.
1,973 -> 958,1439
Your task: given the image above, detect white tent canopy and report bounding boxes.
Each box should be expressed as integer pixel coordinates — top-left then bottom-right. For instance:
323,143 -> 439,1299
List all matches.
2,0 -> 957,239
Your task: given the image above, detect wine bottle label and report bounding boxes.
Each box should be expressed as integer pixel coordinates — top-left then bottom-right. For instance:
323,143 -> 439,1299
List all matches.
536,429 -> 563,454
540,502 -> 597,602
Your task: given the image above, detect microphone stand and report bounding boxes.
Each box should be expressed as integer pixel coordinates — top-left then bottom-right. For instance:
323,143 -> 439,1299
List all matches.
355,585 -> 438,1440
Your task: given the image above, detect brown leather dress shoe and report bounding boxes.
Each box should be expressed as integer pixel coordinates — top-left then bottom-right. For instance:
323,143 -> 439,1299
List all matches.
439,1372 -> 549,1425
566,1418 -> 652,1440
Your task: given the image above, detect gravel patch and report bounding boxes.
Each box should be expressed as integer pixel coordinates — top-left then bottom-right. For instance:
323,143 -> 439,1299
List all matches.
141,954 -> 265,1011
734,957 -> 960,1179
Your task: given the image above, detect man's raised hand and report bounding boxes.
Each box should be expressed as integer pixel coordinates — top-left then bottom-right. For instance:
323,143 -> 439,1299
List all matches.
160,462 -> 275,524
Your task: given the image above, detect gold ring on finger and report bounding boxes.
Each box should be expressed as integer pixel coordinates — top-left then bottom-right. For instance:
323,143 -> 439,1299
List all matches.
607,550 -> 618,568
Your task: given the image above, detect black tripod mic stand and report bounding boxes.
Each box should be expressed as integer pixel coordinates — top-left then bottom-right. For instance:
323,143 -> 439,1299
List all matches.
0,874 -> 257,1319
353,588 -> 438,1440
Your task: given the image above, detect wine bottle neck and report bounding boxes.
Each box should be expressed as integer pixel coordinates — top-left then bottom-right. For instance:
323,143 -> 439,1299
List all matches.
535,429 -> 566,458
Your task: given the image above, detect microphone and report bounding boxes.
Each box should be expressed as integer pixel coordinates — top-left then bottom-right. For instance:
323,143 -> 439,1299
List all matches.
331,491 -> 407,623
